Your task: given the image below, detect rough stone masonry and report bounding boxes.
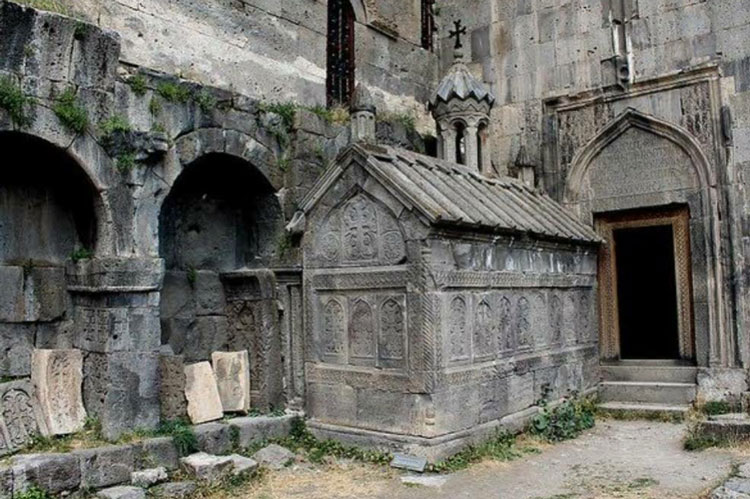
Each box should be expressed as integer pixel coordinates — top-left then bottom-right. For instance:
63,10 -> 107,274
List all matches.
0,0 -> 750,463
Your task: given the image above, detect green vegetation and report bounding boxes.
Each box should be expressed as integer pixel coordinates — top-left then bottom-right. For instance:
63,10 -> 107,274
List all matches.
14,486 -> 50,499
99,114 -> 132,137
276,155 -> 291,172
277,232 -> 293,257
11,0 -> 69,16
683,429 -> 724,451
53,88 -> 88,133
187,266 -> 197,287
157,82 -> 191,104
428,430 -> 526,473
377,111 -> 417,133
195,90 -> 217,113
151,122 -> 166,133
702,401 -> 732,416
306,104 -> 350,125
155,419 -> 198,456
70,247 -> 94,262
598,407 -> 684,424
149,97 -> 162,116
531,394 -> 596,442
259,101 -> 298,131
127,74 -> 148,97
73,21 -> 89,39
0,77 -> 33,128
115,152 -> 136,173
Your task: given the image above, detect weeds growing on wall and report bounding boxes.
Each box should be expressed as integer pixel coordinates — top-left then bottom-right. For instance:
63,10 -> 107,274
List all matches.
149,97 -> 163,116
70,247 -> 94,262
11,0 -> 69,16
127,74 -> 148,96
99,115 -> 132,137
157,82 -> 192,104
702,401 -> 732,416
377,111 -> 417,133
0,77 -> 33,128
53,88 -> 88,134
156,419 -> 199,456
531,392 -> 597,442
427,430 -> 528,473
195,90 -> 217,113
115,152 -> 137,174
14,487 -> 49,499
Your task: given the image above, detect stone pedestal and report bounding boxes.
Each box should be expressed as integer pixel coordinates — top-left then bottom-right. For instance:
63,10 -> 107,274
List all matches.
31,349 -> 86,435
184,362 -> 223,424
211,351 -> 250,413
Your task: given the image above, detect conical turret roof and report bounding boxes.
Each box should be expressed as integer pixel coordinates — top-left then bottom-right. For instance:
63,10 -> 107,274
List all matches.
431,58 -> 495,107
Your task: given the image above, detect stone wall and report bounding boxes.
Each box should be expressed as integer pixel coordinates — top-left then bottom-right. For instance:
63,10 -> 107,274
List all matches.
67,0 -> 438,128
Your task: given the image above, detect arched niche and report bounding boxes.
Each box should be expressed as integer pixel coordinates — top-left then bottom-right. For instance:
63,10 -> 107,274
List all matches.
564,109 -> 726,368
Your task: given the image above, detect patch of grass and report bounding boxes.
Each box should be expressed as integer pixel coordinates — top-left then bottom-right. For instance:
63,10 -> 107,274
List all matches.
0,77 -> 33,128
304,105 -> 350,126
25,433 -> 74,453
156,419 -> 198,457
195,90 -> 217,113
703,401 -> 732,416
11,0 -> 69,16
115,152 -> 137,174
531,393 -> 596,443
378,111 -> 417,133
597,407 -> 685,424
157,82 -> 191,104
70,247 -> 94,262
149,97 -> 162,116
53,87 -> 88,133
14,486 -> 50,499
428,430 -> 523,473
73,21 -> 89,40
259,101 -> 298,131
99,114 -> 131,137
127,74 -> 148,97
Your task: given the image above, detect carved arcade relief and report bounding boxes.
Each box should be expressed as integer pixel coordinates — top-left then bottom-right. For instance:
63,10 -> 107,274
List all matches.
516,296 -> 532,349
448,296 -> 469,361
498,296 -> 513,353
379,298 -> 405,361
322,299 -> 346,356
349,299 -> 375,360
473,299 -> 494,360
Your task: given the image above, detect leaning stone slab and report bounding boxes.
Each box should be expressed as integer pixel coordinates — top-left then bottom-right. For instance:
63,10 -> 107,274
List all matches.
228,454 -> 258,475
75,444 -> 135,489
0,379 -> 48,453
31,349 -> 86,435
180,452 -> 234,482
211,351 -> 250,413
194,422 -> 234,455
12,453 -> 81,494
251,444 -> 295,470
96,486 -> 146,499
131,467 -> 167,488
151,481 -> 197,499
159,354 -> 187,421
184,362 -> 223,424
227,414 -> 295,448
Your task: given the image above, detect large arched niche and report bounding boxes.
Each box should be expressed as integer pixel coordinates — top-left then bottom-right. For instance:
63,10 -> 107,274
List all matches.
158,152 -> 284,362
564,109 -> 726,368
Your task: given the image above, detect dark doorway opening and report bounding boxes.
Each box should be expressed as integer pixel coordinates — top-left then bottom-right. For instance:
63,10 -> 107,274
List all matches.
615,224 -> 680,359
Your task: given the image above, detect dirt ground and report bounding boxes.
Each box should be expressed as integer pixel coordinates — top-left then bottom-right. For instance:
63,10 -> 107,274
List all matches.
228,420 -> 742,499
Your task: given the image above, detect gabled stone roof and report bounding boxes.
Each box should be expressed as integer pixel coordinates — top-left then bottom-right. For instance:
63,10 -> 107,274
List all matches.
301,144 -> 601,244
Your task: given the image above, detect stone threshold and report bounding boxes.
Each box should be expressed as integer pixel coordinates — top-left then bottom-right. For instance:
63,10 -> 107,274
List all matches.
0,413 -> 299,497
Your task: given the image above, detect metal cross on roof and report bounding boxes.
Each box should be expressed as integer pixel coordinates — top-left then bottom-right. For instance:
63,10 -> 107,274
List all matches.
449,20 -> 467,50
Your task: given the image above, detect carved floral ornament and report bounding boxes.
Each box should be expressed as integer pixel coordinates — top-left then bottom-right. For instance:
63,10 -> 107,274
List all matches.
316,193 -> 406,266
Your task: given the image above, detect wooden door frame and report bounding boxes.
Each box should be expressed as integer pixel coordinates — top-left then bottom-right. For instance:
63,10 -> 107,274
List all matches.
595,206 -> 695,361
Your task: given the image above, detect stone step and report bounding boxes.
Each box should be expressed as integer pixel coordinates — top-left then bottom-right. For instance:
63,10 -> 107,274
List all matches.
601,365 -> 697,383
598,401 -> 690,420
599,381 -> 697,405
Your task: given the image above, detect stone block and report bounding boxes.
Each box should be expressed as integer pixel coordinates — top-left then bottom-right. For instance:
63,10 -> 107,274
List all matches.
194,422 -> 234,455
100,353 -> 160,441
0,466 -> 11,499
159,354 -> 187,421
74,306 -> 159,353
228,454 -> 258,475
12,453 -> 81,494
194,271 -> 226,316
28,267 -> 67,322
75,445 -> 135,489
31,349 -> 86,435
160,272 -> 195,320
227,415 -> 295,448
184,362 -> 223,424
211,351 -> 250,413
179,453 -> 233,482
131,467 -> 167,488
135,437 -> 180,471
251,444 -> 295,470
0,324 -> 34,377
150,481 -> 197,499
0,379 -> 48,452
96,486 -> 146,499
0,267 -> 23,322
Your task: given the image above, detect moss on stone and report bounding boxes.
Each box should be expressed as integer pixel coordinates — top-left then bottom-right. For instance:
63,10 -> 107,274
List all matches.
0,77 -> 33,128
127,74 -> 148,97
53,87 -> 88,134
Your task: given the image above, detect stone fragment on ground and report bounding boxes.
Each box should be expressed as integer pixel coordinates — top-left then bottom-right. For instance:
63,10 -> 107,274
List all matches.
96,485 -> 146,499
228,454 -> 258,475
401,474 -> 449,488
131,467 -> 168,488
251,444 -> 295,470
151,481 -> 197,498
180,452 -> 234,481
211,351 -> 250,412
183,362 -> 223,424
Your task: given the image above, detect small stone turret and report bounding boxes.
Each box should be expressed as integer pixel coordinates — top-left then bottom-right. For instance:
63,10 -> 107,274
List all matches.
350,84 -> 376,143
430,28 -> 495,175
515,145 -> 536,188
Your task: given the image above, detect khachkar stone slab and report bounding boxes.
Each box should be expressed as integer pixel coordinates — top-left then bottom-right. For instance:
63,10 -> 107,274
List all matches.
0,380 -> 48,454
159,354 -> 187,421
31,349 -> 86,435
184,362 -> 223,424
211,351 -> 250,413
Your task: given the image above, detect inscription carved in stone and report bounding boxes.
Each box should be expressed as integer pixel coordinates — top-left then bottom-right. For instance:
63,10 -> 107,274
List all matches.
379,298 -> 405,360
448,296 -> 468,361
349,299 -> 375,359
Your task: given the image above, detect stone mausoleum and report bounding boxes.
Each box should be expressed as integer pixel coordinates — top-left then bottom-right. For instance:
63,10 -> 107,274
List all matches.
1,0 -> 750,460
